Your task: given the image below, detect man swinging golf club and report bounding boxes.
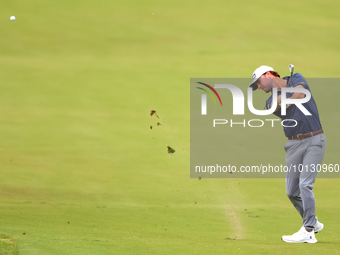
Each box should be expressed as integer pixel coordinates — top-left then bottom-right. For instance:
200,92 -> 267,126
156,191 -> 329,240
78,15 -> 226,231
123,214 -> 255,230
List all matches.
249,65 -> 326,243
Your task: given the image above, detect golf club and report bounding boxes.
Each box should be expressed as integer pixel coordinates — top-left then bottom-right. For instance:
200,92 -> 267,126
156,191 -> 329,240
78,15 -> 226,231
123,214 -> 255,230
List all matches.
287,64 -> 294,87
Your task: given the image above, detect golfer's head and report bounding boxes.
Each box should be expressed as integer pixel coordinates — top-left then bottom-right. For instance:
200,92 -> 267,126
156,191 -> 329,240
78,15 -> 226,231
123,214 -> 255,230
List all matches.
249,65 -> 278,91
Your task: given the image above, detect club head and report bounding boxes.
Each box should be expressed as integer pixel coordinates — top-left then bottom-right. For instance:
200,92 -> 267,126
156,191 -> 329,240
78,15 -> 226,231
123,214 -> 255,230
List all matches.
289,64 -> 294,74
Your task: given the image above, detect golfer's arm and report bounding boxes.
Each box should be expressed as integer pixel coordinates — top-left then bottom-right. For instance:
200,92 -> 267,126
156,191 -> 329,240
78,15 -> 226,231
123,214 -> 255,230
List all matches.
288,85 -> 305,99
270,85 -> 305,110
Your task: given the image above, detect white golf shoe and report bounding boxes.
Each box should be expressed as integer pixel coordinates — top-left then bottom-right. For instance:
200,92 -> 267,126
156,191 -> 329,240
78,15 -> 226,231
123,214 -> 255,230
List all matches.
282,226 -> 317,243
314,217 -> 324,234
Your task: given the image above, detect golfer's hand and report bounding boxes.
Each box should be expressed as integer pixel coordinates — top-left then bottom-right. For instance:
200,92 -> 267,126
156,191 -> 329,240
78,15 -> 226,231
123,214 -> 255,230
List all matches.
270,95 -> 281,111
277,95 -> 282,105
275,95 -> 282,111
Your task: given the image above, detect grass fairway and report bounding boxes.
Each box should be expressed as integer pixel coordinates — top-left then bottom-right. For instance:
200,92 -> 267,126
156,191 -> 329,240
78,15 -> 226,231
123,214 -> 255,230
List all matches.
1,0 -> 340,254
0,234 -> 18,255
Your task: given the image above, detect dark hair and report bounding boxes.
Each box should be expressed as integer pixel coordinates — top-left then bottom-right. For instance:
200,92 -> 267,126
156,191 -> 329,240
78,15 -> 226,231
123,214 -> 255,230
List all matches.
269,71 -> 280,78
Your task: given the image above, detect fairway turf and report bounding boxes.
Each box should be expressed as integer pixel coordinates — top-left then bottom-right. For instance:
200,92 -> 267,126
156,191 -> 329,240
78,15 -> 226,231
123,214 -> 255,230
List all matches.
1,0 -> 340,254
0,234 -> 18,255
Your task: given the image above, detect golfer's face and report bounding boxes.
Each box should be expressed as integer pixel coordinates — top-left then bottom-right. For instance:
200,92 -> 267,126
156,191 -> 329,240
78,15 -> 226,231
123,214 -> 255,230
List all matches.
257,75 -> 272,93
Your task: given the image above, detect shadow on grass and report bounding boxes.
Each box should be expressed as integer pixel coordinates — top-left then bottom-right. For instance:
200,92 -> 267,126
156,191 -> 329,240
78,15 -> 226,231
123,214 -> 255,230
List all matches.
0,234 -> 18,255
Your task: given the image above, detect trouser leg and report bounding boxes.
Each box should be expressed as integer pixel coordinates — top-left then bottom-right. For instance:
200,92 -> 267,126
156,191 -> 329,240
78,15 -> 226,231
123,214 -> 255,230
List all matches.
300,134 -> 326,231
285,140 -> 304,217
285,177 -> 304,218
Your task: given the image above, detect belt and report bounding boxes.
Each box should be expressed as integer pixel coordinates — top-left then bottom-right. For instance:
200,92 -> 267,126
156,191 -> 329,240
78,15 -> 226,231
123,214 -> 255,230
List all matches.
288,130 -> 323,140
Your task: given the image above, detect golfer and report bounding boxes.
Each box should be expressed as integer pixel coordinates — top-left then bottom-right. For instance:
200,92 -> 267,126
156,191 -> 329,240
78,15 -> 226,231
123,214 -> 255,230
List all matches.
249,65 -> 326,243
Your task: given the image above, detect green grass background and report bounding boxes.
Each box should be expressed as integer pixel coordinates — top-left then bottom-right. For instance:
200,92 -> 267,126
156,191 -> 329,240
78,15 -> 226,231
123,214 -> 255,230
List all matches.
1,0 -> 340,254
